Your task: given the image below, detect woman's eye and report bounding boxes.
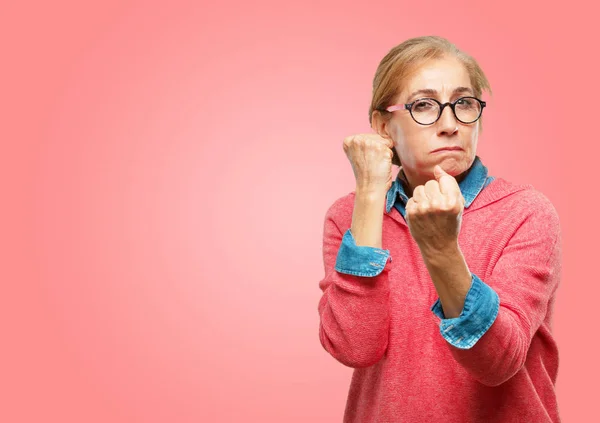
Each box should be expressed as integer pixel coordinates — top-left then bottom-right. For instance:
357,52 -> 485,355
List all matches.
457,98 -> 475,108
414,101 -> 434,111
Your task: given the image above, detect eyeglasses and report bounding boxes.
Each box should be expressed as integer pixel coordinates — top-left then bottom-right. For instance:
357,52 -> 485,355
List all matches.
380,96 -> 486,125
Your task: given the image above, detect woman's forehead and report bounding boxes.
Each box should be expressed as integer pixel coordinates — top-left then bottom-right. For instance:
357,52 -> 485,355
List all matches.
402,58 -> 471,97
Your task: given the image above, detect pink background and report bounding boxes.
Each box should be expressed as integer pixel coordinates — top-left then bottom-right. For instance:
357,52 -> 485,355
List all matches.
2,0 -> 598,421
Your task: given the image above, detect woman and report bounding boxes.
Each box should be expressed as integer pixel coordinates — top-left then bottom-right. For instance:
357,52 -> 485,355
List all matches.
317,36 -> 562,423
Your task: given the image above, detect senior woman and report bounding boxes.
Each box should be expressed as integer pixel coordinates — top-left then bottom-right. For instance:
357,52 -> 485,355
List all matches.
317,36 -> 562,423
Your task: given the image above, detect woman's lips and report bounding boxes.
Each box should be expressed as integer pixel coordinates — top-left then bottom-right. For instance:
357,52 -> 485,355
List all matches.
431,147 -> 463,153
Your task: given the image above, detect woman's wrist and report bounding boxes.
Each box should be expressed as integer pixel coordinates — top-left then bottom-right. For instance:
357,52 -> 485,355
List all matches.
355,184 -> 388,200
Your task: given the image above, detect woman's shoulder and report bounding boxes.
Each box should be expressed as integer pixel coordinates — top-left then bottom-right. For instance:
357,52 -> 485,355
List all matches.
488,177 -> 560,224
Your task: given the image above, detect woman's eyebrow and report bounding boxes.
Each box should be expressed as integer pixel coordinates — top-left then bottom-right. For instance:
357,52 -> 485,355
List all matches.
407,87 -> 474,102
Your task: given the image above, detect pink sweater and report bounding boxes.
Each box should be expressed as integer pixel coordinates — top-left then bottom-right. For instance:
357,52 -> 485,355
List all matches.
318,177 -> 562,423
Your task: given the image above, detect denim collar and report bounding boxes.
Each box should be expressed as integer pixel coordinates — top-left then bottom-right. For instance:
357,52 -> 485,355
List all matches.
385,155 -> 490,214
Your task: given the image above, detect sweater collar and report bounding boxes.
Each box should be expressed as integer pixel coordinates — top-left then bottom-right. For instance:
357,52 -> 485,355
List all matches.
385,155 -> 489,214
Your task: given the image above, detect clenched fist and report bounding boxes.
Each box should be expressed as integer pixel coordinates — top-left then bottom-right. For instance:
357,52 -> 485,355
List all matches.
406,165 -> 466,253
343,134 -> 395,194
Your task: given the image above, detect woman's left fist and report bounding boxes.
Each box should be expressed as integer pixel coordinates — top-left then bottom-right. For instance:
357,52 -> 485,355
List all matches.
406,165 -> 465,252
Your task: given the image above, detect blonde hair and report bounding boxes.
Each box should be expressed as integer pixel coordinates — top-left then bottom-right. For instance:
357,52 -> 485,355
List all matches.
369,36 -> 492,166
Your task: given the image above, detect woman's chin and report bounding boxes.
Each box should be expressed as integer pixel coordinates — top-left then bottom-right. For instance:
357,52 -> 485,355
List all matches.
434,158 -> 465,176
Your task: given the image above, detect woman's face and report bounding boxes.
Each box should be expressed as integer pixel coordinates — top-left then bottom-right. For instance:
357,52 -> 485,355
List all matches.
374,56 -> 480,190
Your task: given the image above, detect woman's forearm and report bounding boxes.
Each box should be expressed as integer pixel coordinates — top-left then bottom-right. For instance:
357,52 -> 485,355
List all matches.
420,242 -> 472,318
351,188 -> 387,249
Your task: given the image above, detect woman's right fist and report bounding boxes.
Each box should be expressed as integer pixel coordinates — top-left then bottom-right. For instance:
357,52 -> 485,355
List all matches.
343,134 -> 395,193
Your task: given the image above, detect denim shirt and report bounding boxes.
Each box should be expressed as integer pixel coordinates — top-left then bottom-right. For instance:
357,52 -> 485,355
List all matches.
334,156 -> 500,349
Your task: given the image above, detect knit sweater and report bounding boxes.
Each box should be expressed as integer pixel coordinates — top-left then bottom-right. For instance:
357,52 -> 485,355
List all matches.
317,177 -> 562,423
335,156 -> 499,351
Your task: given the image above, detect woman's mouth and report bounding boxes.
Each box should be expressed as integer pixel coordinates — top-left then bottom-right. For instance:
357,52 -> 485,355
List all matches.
431,147 -> 464,153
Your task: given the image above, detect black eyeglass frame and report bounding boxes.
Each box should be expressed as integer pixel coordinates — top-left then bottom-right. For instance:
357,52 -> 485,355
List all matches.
379,96 -> 487,126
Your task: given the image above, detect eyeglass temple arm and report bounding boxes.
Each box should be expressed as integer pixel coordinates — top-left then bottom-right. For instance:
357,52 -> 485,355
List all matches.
385,104 -> 407,112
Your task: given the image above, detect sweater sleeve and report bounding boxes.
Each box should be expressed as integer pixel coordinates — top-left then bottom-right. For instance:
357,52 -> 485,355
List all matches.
317,203 -> 393,368
443,196 -> 562,387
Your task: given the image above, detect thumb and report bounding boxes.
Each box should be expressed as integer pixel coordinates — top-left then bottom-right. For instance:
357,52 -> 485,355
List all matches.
433,165 -> 449,181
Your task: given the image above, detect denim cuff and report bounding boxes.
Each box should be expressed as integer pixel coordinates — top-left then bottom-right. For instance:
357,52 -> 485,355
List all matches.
334,229 -> 392,277
430,273 -> 499,349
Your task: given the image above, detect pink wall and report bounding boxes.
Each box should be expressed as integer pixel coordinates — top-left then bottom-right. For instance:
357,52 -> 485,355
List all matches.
2,0 -> 597,421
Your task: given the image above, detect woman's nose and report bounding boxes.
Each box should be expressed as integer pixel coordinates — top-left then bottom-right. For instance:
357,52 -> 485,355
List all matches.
437,104 -> 459,135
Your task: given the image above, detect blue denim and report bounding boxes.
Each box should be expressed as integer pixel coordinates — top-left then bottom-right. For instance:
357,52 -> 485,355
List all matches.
334,228 -> 393,277
334,156 -> 499,349
430,274 -> 500,349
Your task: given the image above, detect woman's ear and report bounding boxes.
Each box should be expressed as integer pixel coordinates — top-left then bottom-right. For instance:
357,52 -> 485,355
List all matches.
371,110 -> 393,140
372,110 -> 400,166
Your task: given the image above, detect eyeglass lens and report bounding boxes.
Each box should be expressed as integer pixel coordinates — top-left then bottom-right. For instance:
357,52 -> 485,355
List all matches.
411,97 -> 482,124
